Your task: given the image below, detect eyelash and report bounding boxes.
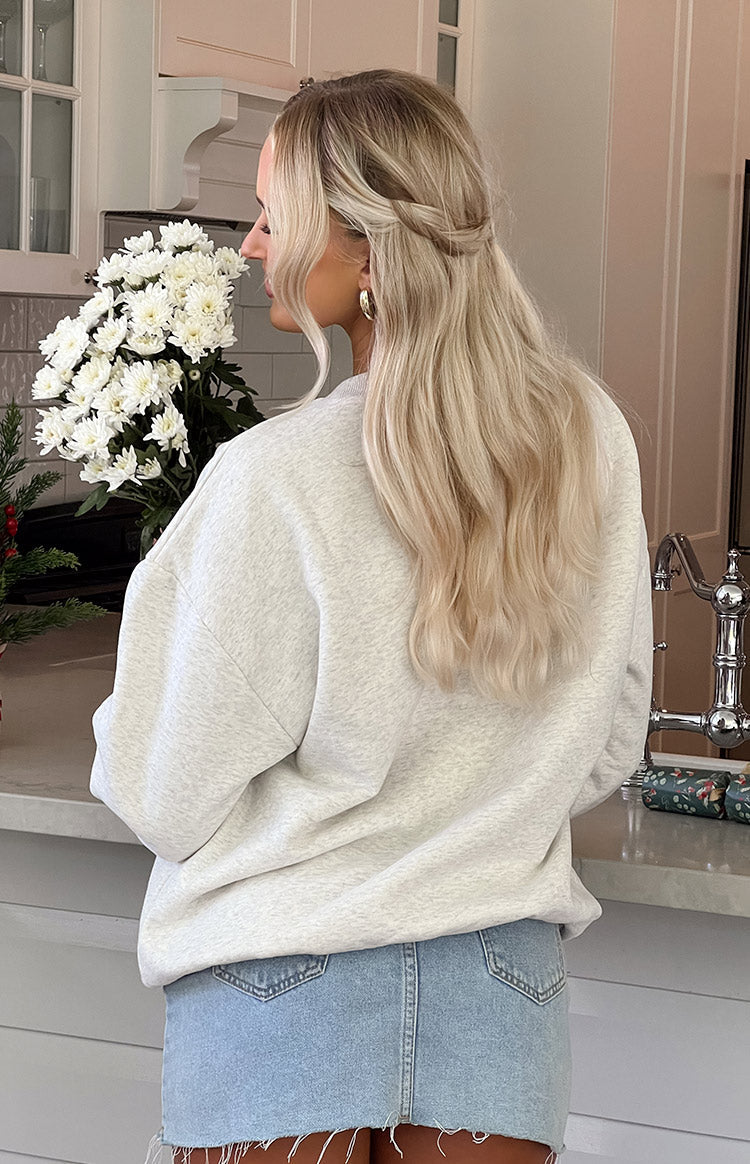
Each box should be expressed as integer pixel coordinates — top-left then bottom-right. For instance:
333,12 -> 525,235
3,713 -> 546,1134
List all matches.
255,220 -> 271,235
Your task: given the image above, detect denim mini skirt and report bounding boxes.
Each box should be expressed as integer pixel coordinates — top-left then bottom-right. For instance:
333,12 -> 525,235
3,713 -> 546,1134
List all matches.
144,918 -> 571,1164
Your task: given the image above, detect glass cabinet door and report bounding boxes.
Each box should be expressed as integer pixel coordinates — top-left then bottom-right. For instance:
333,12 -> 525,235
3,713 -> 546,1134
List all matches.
0,0 -> 23,76
0,86 -> 21,248
0,0 -> 76,254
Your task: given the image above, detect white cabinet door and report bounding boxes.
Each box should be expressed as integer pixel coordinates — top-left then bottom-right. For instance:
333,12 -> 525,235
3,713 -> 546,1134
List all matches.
160,0 -> 312,91
0,0 -> 102,296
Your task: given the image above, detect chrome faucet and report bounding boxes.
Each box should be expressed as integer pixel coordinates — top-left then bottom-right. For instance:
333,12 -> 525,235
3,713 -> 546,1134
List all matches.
622,533 -> 750,796
624,533 -> 750,789
648,533 -> 750,748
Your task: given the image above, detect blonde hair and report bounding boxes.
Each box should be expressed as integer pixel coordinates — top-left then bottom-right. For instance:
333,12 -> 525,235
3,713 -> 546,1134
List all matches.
265,68 -> 606,704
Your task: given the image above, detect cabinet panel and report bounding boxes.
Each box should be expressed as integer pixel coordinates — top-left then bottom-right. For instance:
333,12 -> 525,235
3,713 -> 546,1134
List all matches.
0,1026 -> 162,1164
309,0 -> 438,78
0,902 -> 165,1047
160,0 -> 311,90
563,1112 -> 750,1164
568,975 -> 750,1139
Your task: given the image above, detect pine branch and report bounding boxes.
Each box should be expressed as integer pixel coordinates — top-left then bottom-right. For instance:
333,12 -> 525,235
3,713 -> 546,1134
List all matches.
12,470 -> 64,517
0,599 -> 108,645
2,546 -> 80,582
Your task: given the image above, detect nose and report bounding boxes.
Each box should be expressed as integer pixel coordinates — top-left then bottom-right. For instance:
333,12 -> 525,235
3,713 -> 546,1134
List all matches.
240,220 -> 265,261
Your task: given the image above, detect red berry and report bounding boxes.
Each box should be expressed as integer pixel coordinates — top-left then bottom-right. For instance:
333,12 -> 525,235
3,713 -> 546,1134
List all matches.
4,547 -> 17,559
4,505 -> 14,516
5,518 -> 18,536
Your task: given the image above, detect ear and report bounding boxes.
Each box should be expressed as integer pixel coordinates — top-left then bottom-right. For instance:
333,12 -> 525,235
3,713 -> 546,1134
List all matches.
357,243 -> 371,291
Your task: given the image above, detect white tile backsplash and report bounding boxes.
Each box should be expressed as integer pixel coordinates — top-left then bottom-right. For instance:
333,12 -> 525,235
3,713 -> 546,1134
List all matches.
0,297 -> 27,351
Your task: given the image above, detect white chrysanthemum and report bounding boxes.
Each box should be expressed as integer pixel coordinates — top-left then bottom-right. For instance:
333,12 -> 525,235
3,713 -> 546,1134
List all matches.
127,331 -> 166,357
72,353 -> 112,394
213,246 -> 247,279
123,230 -> 154,254
61,386 -> 96,422
49,319 -> 90,373
33,408 -> 77,454
78,287 -> 115,329
92,380 -> 136,432
92,315 -> 128,354
126,282 -> 174,333
148,403 -> 190,465
39,314 -> 75,359
31,365 -> 66,400
168,311 -> 218,362
96,252 -> 130,285
154,358 -> 183,393
66,414 -> 117,459
184,278 -> 230,318
136,456 -> 163,481
161,251 -> 217,301
119,360 -> 165,414
213,318 -> 237,348
159,219 -> 210,252
79,456 -> 112,484
125,250 -> 170,287
101,444 -> 141,493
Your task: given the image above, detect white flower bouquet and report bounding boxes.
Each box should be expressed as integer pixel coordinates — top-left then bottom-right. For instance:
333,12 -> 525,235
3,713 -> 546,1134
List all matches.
31,219 -> 265,558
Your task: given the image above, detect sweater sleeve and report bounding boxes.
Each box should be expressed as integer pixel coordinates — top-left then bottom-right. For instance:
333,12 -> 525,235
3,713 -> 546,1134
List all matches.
567,514 -> 654,818
567,394 -> 655,820
89,559 -> 299,862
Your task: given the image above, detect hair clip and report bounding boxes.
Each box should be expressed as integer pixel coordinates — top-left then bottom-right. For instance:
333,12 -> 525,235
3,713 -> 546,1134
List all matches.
299,76 -> 316,89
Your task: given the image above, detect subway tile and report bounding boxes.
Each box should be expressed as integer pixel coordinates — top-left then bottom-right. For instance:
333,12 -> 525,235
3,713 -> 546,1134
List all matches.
237,259 -> 271,308
241,306 -> 303,353
227,353 -> 272,401
22,403 -> 45,459
27,297 -> 86,351
64,460 -> 89,505
0,353 -> 44,407
0,296 -> 28,350
272,352 -> 323,399
17,459 -> 67,509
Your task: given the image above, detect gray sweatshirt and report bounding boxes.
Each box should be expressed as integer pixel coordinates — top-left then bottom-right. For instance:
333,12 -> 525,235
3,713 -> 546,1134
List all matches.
90,371 -> 654,989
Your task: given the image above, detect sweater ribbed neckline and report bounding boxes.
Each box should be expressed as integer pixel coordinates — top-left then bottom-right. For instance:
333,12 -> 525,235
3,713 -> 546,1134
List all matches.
329,372 -> 368,400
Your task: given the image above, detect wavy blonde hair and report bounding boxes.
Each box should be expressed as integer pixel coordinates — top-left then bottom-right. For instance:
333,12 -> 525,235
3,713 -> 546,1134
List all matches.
264,68 -> 607,704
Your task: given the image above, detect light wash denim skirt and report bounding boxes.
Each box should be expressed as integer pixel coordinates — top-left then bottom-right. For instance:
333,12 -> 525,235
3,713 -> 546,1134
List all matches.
145,919 -> 571,1164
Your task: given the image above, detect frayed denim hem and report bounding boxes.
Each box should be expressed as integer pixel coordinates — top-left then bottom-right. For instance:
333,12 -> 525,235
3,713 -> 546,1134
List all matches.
143,1114 -> 563,1164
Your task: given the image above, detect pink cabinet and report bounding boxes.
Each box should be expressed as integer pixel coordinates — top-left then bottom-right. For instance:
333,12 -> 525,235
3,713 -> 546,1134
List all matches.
159,0 -> 439,89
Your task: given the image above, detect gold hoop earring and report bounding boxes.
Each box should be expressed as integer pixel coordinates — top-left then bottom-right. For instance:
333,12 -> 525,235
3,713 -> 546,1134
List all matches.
360,289 -> 376,320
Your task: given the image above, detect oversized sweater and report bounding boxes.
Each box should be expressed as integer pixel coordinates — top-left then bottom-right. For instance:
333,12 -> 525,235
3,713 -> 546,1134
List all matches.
89,371 -> 654,989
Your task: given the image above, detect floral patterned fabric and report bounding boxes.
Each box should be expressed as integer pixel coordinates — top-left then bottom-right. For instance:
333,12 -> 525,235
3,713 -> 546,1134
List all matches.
641,765 -> 731,818
725,773 -> 750,823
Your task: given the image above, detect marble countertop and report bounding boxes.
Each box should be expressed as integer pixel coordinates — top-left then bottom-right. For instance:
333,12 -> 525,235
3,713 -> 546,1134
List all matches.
1,615 -> 749,919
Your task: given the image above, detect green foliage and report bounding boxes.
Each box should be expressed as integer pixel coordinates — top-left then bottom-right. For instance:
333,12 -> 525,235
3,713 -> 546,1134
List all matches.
0,599 -> 107,645
0,398 -> 109,650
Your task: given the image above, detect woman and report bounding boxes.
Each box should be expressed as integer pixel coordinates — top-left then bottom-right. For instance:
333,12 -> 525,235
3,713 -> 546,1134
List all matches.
91,70 -> 653,1164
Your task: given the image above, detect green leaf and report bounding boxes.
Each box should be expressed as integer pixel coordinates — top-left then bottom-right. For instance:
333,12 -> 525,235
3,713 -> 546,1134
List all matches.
74,482 -> 110,517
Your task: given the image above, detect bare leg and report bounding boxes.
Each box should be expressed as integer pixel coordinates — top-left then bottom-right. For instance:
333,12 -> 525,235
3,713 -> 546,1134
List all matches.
170,1126 -> 557,1164
371,1125 -> 557,1164
171,1128 -> 372,1164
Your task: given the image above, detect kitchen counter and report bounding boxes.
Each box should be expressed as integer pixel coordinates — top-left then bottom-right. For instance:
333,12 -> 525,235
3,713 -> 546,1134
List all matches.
1,613 -> 749,920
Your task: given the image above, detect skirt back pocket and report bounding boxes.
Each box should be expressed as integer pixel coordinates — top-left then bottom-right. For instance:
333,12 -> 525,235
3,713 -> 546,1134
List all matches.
479,918 -> 566,1005
212,952 -> 330,1001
